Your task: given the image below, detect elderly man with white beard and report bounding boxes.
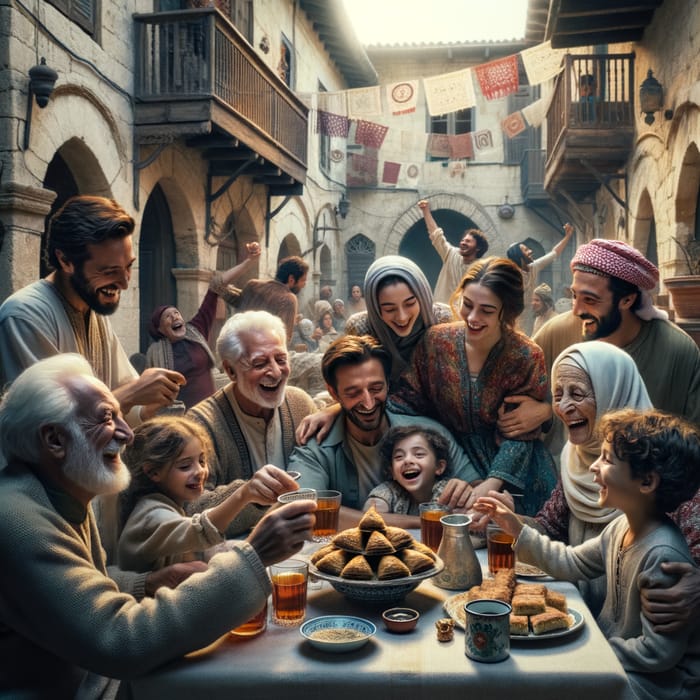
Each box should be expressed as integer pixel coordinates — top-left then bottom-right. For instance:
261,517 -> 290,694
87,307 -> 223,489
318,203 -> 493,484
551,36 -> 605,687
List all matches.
187,310 -> 316,537
0,353 -> 316,699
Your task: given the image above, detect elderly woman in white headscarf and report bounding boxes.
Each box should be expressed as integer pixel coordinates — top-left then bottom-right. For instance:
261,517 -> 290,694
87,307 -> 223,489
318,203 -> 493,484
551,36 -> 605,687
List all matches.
526,340 -> 652,612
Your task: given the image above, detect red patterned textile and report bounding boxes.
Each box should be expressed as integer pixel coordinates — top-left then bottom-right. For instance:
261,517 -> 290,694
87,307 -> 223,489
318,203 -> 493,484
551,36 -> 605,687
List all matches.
427,133 -> 450,158
474,55 -> 519,100
382,161 -> 401,184
571,239 -> 659,289
347,151 -> 378,187
448,133 -> 474,159
355,120 -> 389,149
501,111 -> 527,138
316,111 -> 350,137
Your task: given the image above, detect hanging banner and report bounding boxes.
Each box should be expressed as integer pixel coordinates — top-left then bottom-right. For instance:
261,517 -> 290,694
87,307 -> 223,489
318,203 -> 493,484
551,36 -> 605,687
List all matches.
521,40 -> 566,86
387,80 -> 419,115
423,68 -> 476,116
474,55 -> 519,100
355,120 -> 389,149
501,111 -> 527,138
347,86 -> 383,118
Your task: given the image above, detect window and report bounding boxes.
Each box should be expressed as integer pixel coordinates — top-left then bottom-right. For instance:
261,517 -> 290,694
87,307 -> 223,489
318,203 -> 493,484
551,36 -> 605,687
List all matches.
46,0 -> 96,36
427,108 -> 473,161
318,81 -> 330,174
279,34 -> 294,87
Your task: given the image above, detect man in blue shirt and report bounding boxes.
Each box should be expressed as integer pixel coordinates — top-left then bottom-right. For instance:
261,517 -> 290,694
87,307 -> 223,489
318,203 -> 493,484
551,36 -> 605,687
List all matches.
289,335 -> 480,529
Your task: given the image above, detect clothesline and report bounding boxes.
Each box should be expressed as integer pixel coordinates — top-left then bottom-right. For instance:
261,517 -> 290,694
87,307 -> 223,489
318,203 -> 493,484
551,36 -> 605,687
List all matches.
297,40 -> 566,120
294,41 -> 565,188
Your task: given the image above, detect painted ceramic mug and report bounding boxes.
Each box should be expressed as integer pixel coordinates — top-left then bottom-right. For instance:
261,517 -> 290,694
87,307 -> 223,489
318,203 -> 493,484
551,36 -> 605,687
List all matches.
464,599 -> 511,663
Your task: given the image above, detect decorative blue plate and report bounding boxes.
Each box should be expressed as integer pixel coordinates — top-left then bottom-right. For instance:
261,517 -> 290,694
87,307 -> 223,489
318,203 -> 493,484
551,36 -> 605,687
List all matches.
300,615 -> 376,653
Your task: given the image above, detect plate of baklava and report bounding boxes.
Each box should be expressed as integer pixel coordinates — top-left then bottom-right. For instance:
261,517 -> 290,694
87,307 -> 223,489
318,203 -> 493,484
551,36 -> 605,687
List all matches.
309,506 -> 444,602
443,569 -> 585,640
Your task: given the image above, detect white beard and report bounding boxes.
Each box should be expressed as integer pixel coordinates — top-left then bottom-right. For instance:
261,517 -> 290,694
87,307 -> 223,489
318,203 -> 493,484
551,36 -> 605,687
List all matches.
62,425 -> 131,496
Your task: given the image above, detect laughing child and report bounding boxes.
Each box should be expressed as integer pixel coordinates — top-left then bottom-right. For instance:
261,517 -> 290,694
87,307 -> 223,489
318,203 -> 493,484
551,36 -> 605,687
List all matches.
117,415 -> 297,573
363,425 -> 451,515
475,409 -> 700,700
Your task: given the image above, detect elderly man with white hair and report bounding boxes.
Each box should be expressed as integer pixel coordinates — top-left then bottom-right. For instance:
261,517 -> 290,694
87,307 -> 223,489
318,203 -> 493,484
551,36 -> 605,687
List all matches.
0,354 -> 315,698
187,310 -> 315,536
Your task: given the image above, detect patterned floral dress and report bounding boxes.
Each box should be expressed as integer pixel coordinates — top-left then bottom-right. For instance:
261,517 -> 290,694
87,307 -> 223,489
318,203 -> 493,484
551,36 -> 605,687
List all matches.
390,322 -> 557,515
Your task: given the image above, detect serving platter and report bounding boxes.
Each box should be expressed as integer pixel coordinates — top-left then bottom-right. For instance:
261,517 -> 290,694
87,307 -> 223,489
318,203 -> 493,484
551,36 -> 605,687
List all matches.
309,556 -> 443,603
443,594 -> 584,641
510,608 -> 584,641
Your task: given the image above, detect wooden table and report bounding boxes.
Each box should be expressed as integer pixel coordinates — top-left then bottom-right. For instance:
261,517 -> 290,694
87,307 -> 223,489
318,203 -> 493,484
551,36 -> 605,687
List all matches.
121,542 -> 634,700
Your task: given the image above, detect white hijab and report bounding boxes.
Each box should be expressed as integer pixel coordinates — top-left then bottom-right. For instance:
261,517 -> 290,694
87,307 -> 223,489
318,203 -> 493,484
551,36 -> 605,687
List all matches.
553,341 -> 652,523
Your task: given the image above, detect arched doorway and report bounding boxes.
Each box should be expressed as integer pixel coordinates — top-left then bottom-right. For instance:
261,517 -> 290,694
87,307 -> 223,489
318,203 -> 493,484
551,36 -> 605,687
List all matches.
399,209 -> 477,289
139,184 -> 176,353
279,233 -> 302,263
345,234 -> 375,291
41,151 -> 80,276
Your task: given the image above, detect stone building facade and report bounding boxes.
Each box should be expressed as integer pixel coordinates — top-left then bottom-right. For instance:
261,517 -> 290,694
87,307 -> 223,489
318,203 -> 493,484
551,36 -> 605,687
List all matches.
526,0 -> 700,342
333,39 -> 576,320
0,0 -> 373,355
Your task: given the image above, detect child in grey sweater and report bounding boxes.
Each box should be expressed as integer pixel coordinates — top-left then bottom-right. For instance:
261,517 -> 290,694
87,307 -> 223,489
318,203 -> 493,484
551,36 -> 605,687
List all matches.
475,409 -> 700,700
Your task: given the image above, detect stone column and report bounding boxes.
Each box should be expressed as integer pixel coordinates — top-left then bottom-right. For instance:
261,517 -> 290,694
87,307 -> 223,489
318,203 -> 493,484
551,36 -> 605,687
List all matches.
172,267 -> 213,321
0,181 -> 56,302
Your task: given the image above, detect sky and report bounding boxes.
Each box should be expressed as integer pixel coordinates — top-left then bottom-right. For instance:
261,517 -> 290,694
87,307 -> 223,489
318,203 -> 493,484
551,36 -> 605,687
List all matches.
342,0 -> 529,45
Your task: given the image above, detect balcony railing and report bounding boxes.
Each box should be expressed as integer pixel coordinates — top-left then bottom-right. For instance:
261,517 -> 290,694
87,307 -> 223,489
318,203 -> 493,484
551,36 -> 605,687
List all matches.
547,53 -> 635,158
544,53 -> 635,200
134,8 -> 307,169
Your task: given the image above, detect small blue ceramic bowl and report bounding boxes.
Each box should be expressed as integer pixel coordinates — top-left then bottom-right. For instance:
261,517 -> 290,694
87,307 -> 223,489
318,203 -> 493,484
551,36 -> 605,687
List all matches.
300,615 -> 376,653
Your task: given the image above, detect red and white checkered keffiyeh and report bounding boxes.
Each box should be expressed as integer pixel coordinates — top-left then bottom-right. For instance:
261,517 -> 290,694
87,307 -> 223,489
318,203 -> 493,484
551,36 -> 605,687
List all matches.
571,239 -> 659,290
572,239 -> 668,321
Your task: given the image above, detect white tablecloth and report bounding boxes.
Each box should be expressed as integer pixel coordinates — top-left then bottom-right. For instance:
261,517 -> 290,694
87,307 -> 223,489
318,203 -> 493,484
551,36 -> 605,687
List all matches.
122,540 -> 634,700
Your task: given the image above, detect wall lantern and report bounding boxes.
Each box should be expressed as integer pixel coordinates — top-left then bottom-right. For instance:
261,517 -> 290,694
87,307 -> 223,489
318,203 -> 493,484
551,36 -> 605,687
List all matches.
23,58 -> 58,150
335,194 -> 350,219
497,195 -> 515,220
639,69 -> 664,125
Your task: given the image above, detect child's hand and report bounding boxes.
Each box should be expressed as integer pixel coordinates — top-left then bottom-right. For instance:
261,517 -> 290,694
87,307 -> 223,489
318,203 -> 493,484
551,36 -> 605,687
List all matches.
473,495 -> 524,539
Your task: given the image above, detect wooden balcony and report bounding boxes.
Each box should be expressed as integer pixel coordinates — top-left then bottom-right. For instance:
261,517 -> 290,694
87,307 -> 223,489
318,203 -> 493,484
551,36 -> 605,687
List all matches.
544,53 -> 635,202
133,8 -> 307,194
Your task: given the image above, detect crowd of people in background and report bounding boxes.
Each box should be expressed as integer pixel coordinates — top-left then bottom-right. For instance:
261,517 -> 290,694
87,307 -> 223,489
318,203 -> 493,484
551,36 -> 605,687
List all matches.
0,194 -> 699,699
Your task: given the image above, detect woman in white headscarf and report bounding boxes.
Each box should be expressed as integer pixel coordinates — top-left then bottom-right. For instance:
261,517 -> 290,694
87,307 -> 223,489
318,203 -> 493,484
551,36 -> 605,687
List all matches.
530,340 -> 652,612
345,255 -> 452,386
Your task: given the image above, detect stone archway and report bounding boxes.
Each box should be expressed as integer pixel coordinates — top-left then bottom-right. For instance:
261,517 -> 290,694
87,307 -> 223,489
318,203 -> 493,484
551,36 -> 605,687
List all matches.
41,137 -> 113,276
383,193 -> 499,289
279,233 -> 302,262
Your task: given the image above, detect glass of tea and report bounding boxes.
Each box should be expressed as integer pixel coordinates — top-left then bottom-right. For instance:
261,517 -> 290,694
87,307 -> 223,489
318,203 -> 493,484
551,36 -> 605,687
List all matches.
486,522 -> 516,574
419,502 -> 451,552
230,599 -> 268,637
312,490 -> 341,542
270,559 -> 308,626
277,488 -> 317,505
